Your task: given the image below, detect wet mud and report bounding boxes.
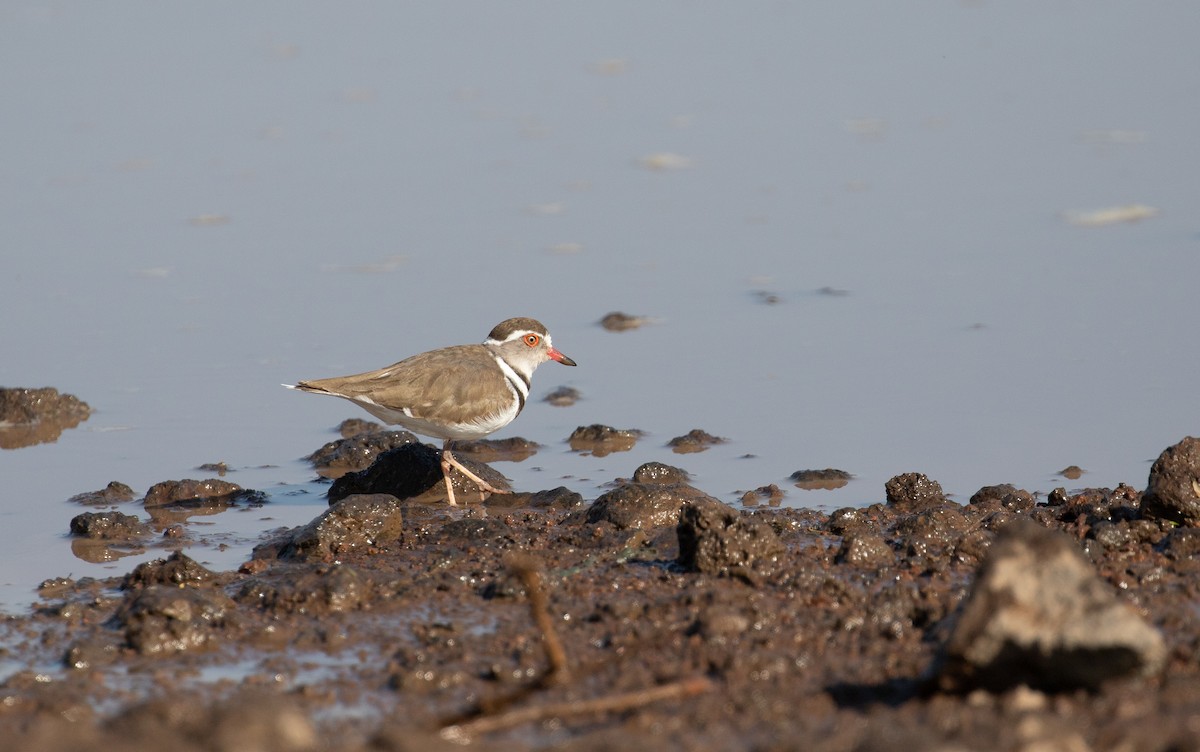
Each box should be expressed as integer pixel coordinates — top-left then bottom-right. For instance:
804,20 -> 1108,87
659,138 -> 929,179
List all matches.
4,433 -> 1200,751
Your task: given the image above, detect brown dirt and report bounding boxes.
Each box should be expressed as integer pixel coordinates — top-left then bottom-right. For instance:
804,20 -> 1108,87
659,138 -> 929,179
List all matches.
3,437 -> 1200,752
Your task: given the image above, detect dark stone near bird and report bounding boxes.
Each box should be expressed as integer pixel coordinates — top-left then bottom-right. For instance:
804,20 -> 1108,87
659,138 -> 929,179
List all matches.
586,481 -> 716,530
0,386 -> 92,449
667,429 -> 728,454
122,551 -> 217,590
935,518 -> 1166,693
327,443 -> 509,505
1141,437 -> 1200,526
68,511 -> 148,540
884,472 -> 949,512
338,417 -> 384,437
143,479 -> 265,509
568,424 -> 641,457
520,486 -> 585,509
632,461 -> 690,485
281,494 -> 404,562
68,481 -> 137,506
676,497 -> 784,578
543,385 -> 581,406
305,430 -> 420,479
113,584 -> 235,656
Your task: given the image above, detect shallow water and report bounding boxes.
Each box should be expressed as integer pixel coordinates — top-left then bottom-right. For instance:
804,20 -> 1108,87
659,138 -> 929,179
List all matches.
2,1 -> 1198,613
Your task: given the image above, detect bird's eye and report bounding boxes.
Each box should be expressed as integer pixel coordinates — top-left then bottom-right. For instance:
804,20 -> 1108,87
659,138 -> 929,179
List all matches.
524,334 -> 541,347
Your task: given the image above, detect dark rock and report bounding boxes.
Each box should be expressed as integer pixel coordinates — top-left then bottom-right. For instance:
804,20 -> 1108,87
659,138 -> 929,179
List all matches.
282,494 -> 404,562
968,484 -> 1035,512
1161,527 -> 1200,559
327,443 -> 508,504
68,511 -> 148,539
936,518 -> 1166,692
632,462 -> 690,485
68,481 -> 136,506
543,386 -> 581,407
667,429 -> 728,454
123,551 -> 217,589
827,506 -> 882,537
568,424 -> 641,457
143,479 -> 265,509
790,468 -> 853,490
677,498 -> 784,577
0,386 -> 92,448
305,430 -> 419,479
1141,437 -> 1200,525
740,484 -> 785,507
586,482 -> 714,530
884,473 -> 948,512
114,584 -> 235,655
195,462 -> 230,475
1060,465 -> 1085,480
837,534 -> 896,567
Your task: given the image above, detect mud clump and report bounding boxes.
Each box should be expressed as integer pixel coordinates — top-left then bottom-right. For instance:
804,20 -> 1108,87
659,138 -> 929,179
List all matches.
280,494 -> 404,562
677,497 -> 784,578
568,424 -> 641,457
143,479 -> 266,509
1141,436 -> 1200,525
585,479 -> 715,530
114,584 -> 236,656
542,385 -> 581,406
0,386 -> 91,449
449,436 -> 539,463
667,429 -> 728,454
69,511 -> 148,540
791,467 -> 853,490
884,471 -> 948,511
598,311 -> 649,331
68,481 -> 137,506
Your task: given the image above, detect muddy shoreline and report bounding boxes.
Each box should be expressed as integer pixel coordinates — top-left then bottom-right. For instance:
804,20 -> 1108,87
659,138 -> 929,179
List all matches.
3,427 -> 1200,751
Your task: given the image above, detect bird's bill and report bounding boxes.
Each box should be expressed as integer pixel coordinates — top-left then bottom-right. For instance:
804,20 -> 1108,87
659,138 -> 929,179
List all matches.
548,348 -> 577,367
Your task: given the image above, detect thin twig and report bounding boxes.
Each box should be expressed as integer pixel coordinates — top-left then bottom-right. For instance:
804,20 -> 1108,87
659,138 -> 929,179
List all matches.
440,676 -> 713,741
505,552 -> 570,682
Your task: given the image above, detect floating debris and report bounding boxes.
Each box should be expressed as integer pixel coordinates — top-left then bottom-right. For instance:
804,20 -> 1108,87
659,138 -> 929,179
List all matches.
638,152 -> 692,171
599,312 -> 650,332
1064,204 -> 1158,227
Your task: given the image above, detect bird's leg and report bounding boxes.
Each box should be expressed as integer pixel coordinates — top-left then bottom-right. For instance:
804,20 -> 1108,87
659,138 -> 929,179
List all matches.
441,441 -> 512,502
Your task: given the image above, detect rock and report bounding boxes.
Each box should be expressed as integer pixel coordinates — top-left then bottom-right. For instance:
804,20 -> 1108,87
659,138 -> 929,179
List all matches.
68,481 -> 136,506
968,484 -> 1035,513
598,311 -> 649,331
542,386 -> 581,407
667,429 -> 728,454
237,564 -> 374,615
568,424 -> 641,457
123,551 -> 217,589
740,484 -> 785,507
338,417 -> 383,437
115,585 -> 235,655
1141,437 -> 1200,525
884,473 -> 948,512
327,443 -> 508,504
936,519 -> 1166,692
791,468 -> 852,490
517,486 -> 585,510
677,498 -> 784,578
305,430 -> 419,479
68,511 -> 148,539
836,534 -> 896,568
632,461 -> 690,485
281,494 -> 404,562
894,505 -> 972,559
0,386 -> 91,448
586,482 -> 714,530
143,479 -> 265,509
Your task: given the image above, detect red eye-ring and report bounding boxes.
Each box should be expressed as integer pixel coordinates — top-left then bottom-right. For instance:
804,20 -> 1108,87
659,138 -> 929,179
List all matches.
524,334 -> 541,347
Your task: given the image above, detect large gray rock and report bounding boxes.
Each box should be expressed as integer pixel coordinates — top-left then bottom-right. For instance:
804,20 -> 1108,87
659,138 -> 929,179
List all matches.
937,518 -> 1165,692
